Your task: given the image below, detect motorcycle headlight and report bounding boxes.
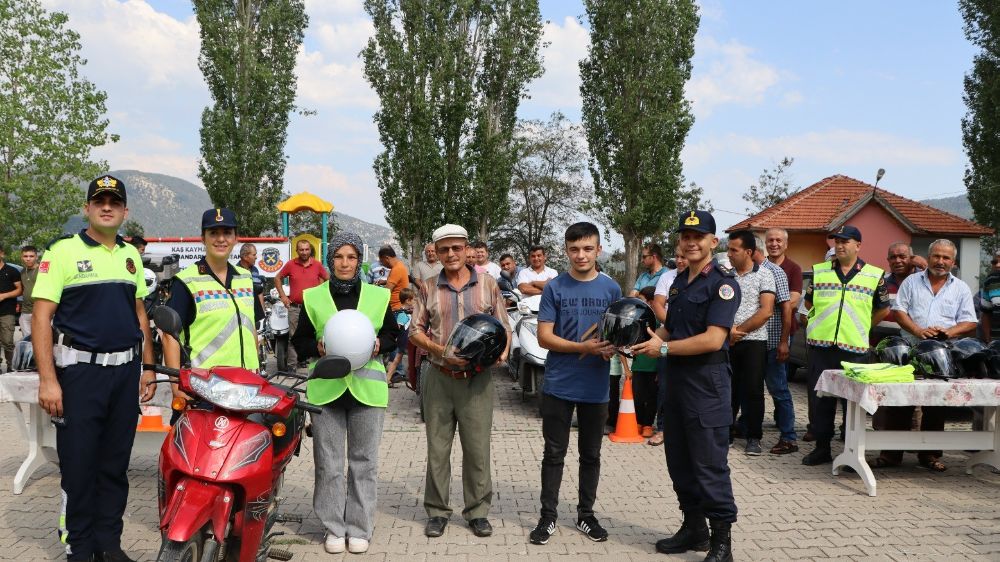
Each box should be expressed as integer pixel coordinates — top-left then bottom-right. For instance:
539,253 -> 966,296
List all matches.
188,374 -> 281,411
517,301 -> 531,315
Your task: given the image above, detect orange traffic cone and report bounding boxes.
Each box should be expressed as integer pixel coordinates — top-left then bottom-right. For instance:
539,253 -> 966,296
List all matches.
609,375 -> 645,443
137,404 -> 170,432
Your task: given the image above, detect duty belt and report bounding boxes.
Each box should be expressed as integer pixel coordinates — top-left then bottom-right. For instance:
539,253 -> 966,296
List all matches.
64,343 -> 142,367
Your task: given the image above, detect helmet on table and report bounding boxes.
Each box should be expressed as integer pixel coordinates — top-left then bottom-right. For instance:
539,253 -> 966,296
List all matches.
875,336 -> 911,366
950,337 -> 989,379
598,297 -> 656,351
444,314 -> 507,372
910,339 -> 957,380
322,309 -> 376,371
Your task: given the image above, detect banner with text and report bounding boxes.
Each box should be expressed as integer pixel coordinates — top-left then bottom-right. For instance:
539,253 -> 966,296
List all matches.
146,238 -> 291,278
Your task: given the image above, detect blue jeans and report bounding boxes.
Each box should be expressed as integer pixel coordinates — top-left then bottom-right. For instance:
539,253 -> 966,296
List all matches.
764,348 -> 797,441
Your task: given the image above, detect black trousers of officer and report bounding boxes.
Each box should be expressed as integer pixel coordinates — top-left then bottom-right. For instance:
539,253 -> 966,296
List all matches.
806,345 -> 866,445
663,358 -> 737,523
57,357 -> 141,560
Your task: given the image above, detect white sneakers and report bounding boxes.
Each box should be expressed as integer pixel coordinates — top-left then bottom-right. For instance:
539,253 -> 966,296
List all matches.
324,535 -> 345,554
324,535 -> 370,554
348,538 -> 370,554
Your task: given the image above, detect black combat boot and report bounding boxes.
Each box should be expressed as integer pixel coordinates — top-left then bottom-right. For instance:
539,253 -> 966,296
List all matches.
655,511 -> 710,554
703,520 -> 733,562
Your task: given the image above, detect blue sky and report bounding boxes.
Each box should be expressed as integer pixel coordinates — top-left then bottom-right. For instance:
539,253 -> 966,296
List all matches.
42,0 -> 977,242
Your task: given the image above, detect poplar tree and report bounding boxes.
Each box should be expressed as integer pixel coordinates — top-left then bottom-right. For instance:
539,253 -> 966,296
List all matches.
0,0 -> 118,248
194,0 -> 308,236
960,0 -> 1000,256
363,0 -> 544,255
580,0 -> 699,289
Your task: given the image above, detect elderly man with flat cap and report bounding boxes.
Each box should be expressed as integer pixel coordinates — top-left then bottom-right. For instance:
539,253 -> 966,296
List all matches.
800,225 -> 890,466
409,224 -> 511,539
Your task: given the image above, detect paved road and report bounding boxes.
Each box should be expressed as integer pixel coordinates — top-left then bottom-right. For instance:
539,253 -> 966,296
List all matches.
2,367 -> 1000,561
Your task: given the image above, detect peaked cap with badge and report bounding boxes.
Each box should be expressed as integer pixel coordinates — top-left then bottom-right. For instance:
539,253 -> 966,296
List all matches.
87,174 -> 127,206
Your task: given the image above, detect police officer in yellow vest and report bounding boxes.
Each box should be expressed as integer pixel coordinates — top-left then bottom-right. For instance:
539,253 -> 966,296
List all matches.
290,231 -> 399,555
801,225 -> 890,465
162,209 -> 259,408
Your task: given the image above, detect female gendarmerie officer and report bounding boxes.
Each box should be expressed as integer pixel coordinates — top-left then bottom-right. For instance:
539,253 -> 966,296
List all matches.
33,174 -> 157,562
162,208 -> 259,411
290,231 -> 399,555
633,210 -> 740,562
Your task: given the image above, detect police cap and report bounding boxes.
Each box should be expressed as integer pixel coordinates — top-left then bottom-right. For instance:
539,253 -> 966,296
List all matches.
828,224 -> 862,242
675,210 -> 716,234
201,208 -> 238,231
87,175 -> 127,206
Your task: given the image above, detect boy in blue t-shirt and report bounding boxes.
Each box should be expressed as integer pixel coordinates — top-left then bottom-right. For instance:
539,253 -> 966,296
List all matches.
529,222 -> 622,545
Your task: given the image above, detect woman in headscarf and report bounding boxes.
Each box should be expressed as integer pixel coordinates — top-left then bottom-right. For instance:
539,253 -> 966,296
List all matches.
291,232 -> 399,554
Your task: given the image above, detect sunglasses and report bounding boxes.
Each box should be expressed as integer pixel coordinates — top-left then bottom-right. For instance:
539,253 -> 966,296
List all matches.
436,244 -> 466,255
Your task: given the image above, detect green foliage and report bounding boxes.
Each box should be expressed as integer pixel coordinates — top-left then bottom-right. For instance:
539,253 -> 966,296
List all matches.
286,209 -> 340,243
579,0 -> 699,290
194,0 -> 308,237
960,0 -> 1000,260
121,219 -> 145,238
492,112 -> 588,262
362,0 -> 544,256
742,157 -> 797,215
0,0 -> 117,249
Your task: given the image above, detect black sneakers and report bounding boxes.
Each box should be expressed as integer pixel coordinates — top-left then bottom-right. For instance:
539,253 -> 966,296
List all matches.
529,518 -> 557,545
576,516 -> 608,542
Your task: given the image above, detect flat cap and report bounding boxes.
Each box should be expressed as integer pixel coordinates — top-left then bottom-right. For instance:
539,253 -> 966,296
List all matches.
432,224 -> 469,243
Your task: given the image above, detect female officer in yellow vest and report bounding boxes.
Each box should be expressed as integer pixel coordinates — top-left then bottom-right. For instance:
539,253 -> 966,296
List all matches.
290,231 -> 399,555
162,208 -> 259,405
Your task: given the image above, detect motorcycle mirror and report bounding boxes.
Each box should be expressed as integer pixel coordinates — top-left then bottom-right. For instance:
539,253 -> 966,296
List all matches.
311,355 -> 352,380
151,306 -> 183,339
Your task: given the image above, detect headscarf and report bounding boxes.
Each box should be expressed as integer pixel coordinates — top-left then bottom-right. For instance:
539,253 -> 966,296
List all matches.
328,231 -> 365,294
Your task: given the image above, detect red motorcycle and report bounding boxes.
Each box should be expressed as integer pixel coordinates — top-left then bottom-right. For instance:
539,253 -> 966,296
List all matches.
148,307 -> 348,562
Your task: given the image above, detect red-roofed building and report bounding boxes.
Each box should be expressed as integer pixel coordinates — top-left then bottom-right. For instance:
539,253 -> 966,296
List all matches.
726,174 -> 994,289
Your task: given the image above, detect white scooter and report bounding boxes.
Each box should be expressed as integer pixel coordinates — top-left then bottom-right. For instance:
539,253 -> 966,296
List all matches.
510,294 -> 548,414
263,288 -> 291,372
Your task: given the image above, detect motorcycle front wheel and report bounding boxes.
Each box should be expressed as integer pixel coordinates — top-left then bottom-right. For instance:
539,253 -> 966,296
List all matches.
158,534 -> 203,562
275,335 -> 288,373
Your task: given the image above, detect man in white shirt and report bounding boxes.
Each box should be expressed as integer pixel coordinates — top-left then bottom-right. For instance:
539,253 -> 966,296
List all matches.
472,241 -> 502,280
516,245 -> 558,296
874,239 -> 977,472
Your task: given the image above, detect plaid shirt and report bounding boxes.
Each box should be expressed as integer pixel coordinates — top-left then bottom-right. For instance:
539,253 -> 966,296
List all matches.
760,259 -> 791,349
410,265 -> 510,366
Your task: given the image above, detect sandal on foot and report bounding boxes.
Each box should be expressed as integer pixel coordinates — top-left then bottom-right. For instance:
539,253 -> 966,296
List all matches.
919,458 -> 947,472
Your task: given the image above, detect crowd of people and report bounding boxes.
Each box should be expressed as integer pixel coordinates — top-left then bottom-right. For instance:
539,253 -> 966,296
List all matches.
6,173 -> 1000,562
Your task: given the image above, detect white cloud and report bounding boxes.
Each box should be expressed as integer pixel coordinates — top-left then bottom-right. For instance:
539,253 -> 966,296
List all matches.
522,16 -> 590,112
688,36 -> 783,116
295,47 -> 376,110
94,133 -> 201,185
684,129 -> 957,168
284,164 -> 386,225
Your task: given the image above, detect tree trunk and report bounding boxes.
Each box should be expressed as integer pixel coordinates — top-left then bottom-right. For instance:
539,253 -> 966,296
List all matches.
623,231 -> 643,293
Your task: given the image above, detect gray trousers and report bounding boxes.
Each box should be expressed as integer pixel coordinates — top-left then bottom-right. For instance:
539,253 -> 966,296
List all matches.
286,305 -> 301,366
423,364 -> 494,520
312,393 -> 386,540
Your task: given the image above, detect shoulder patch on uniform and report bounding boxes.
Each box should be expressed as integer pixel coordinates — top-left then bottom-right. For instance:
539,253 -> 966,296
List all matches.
669,287 -> 679,297
125,257 -> 137,275
878,276 -> 885,286
39,261 -> 50,273
719,283 -> 736,300
46,233 -> 74,249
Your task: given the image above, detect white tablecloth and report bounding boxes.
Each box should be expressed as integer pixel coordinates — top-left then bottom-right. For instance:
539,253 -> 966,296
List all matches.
816,370 -> 1000,415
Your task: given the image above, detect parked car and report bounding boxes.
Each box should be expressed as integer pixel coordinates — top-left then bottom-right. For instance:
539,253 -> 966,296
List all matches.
786,271 -> 900,380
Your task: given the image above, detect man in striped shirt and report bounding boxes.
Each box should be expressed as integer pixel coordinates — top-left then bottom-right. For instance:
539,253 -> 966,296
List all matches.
409,224 -> 511,540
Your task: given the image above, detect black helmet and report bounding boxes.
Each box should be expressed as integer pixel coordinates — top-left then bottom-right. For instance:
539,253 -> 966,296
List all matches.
950,337 -> 989,378
875,336 -> 911,366
598,297 -> 657,350
985,349 -> 1000,380
444,314 -> 507,372
988,340 -> 1000,354
910,339 -> 957,380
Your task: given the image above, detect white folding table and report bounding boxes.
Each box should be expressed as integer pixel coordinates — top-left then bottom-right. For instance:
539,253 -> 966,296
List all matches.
0,372 -> 172,494
816,370 -> 1000,497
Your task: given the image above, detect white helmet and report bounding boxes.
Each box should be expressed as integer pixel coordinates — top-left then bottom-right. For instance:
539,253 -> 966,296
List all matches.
143,268 -> 157,291
323,309 -> 376,371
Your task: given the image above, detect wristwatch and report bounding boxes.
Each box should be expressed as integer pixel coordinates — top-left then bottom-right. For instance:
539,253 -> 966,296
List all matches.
659,342 -> 669,357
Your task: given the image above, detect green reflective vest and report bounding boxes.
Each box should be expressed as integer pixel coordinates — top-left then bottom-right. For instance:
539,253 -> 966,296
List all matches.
304,281 -> 390,408
177,263 -> 259,369
805,260 -> 884,353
